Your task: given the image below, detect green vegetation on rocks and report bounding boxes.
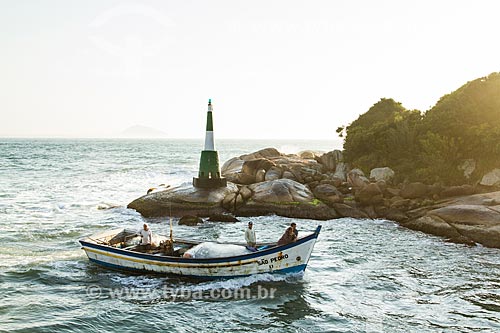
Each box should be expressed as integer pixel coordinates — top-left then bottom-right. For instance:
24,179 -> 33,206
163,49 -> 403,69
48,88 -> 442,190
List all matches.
340,72 -> 500,184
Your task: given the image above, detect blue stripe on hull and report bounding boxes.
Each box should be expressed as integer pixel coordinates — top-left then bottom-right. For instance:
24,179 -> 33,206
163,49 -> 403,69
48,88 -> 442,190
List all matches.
88,257 -> 307,280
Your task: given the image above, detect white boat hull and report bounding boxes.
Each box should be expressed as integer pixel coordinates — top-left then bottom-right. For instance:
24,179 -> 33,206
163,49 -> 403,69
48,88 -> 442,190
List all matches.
80,226 -> 321,279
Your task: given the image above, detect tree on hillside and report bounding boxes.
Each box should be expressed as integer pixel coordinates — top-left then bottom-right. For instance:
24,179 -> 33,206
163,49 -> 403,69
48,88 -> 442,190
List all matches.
420,72 -> 500,181
342,98 -> 422,178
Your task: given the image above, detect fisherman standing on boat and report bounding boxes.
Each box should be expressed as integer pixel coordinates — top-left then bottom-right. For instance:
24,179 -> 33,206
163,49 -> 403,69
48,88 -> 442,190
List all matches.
138,223 -> 152,251
245,222 -> 256,250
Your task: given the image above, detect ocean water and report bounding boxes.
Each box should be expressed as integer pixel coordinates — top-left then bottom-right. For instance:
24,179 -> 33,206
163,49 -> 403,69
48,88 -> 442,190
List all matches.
0,139 -> 499,333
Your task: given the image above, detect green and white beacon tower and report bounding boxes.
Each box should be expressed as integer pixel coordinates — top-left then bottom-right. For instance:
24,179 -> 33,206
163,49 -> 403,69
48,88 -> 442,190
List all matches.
193,99 -> 227,188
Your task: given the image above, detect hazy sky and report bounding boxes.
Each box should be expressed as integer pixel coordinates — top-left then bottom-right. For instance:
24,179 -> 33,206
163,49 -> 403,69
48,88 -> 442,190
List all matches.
1,0 -> 499,139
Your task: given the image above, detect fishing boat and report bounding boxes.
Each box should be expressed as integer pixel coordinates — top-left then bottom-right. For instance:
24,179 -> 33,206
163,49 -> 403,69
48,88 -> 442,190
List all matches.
79,225 -> 322,279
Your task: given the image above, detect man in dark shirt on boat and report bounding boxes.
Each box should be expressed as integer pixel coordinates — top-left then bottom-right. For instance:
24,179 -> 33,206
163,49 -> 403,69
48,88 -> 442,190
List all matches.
277,223 -> 298,246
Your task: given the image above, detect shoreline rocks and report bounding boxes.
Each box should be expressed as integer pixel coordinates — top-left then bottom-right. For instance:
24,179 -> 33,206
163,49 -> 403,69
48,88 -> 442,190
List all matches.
127,147 -> 500,249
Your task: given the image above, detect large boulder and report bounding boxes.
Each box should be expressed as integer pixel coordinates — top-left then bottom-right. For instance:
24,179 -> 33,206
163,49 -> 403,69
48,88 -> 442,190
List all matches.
401,191 -> 500,248
347,169 -> 369,188
369,167 -> 395,183
207,213 -> 239,222
480,169 -> 500,187
265,166 -> 282,181
242,158 -> 275,176
221,157 -> 245,183
240,147 -> 281,160
333,162 -> 349,182
127,182 -> 238,217
236,179 -> 339,220
255,169 -> 267,183
355,183 -> 383,206
298,150 -> 321,159
222,148 -> 326,186
332,203 -> 369,219
313,184 -> 344,205
249,179 -> 314,203
317,150 -> 342,171
179,215 -> 203,226
405,205 -> 500,247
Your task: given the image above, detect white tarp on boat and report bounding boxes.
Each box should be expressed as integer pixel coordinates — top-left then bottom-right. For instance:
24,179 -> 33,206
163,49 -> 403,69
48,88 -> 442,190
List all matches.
185,242 -> 252,258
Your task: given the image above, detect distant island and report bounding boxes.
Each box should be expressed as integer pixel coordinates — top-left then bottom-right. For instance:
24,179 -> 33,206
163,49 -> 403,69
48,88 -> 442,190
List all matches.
118,125 -> 168,138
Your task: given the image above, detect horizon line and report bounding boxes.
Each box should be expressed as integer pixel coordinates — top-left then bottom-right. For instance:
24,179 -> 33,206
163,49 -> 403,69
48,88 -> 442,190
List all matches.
0,135 -> 342,142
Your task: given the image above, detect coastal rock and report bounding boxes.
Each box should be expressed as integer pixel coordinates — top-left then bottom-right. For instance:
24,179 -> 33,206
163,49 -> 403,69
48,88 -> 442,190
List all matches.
221,157 -> 245,182
298,150 -> 320,159
282,171 -> 296,180
234,178 -> 339,220
347,169 -> 369,188
313,184 -> 344,206
400,182 -> 429,199
440,185 -> 475,198
384,187 -> 401,198
369,167 -> 395,183
332,203 -> 369,219
333,162 -> 349,182
429,204 -> 500,227
207,213 -> 240,222
179,215 -> 203,226
242,158 -> 275,177
240,148 -> 281,160
222,148 -> 327,186
404,215 -> 467,242
249,179 -> 314,203
239,186 -> 253,200
222,192 -> 237,210
480,169 -> 500,187
385,208 -> 408,222
255,169 -> 267,183
127,182 -> 238,217
317,150 -> 342,171
402,191 -> 500,248
355,183 -> 383,206
265,166 -> 283,181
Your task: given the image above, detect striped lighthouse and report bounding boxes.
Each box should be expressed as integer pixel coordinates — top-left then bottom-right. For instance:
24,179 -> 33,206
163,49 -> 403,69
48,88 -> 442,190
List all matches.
193,99 -> 227,188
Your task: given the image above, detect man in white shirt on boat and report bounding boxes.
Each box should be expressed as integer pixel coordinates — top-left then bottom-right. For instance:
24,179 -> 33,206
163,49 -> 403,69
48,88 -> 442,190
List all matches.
245,221 -> 256,250
138,223 -> 152,251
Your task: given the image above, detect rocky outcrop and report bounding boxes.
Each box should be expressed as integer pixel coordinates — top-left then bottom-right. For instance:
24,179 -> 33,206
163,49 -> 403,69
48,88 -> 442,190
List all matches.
127,183 -> 238,217
369,167 -> 395,183
347,169 -> 369,188
440,184 -> 475,198
480,169 -> 500,187
128,178 -> 338,220
207,213 -> 240,222
179,215 -> 203,225
402,191 -> 500,248
355,183 -> 383,206
313,184 -> 344,206
235,179 -> 339,220
128,147 -> 500,249
221,147 -> 341,193
316,150 -> 342,171
248,179 -> 313,203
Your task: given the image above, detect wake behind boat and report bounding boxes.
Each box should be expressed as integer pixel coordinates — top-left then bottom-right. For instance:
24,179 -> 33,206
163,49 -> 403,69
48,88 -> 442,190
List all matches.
79,225 -> 321,279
